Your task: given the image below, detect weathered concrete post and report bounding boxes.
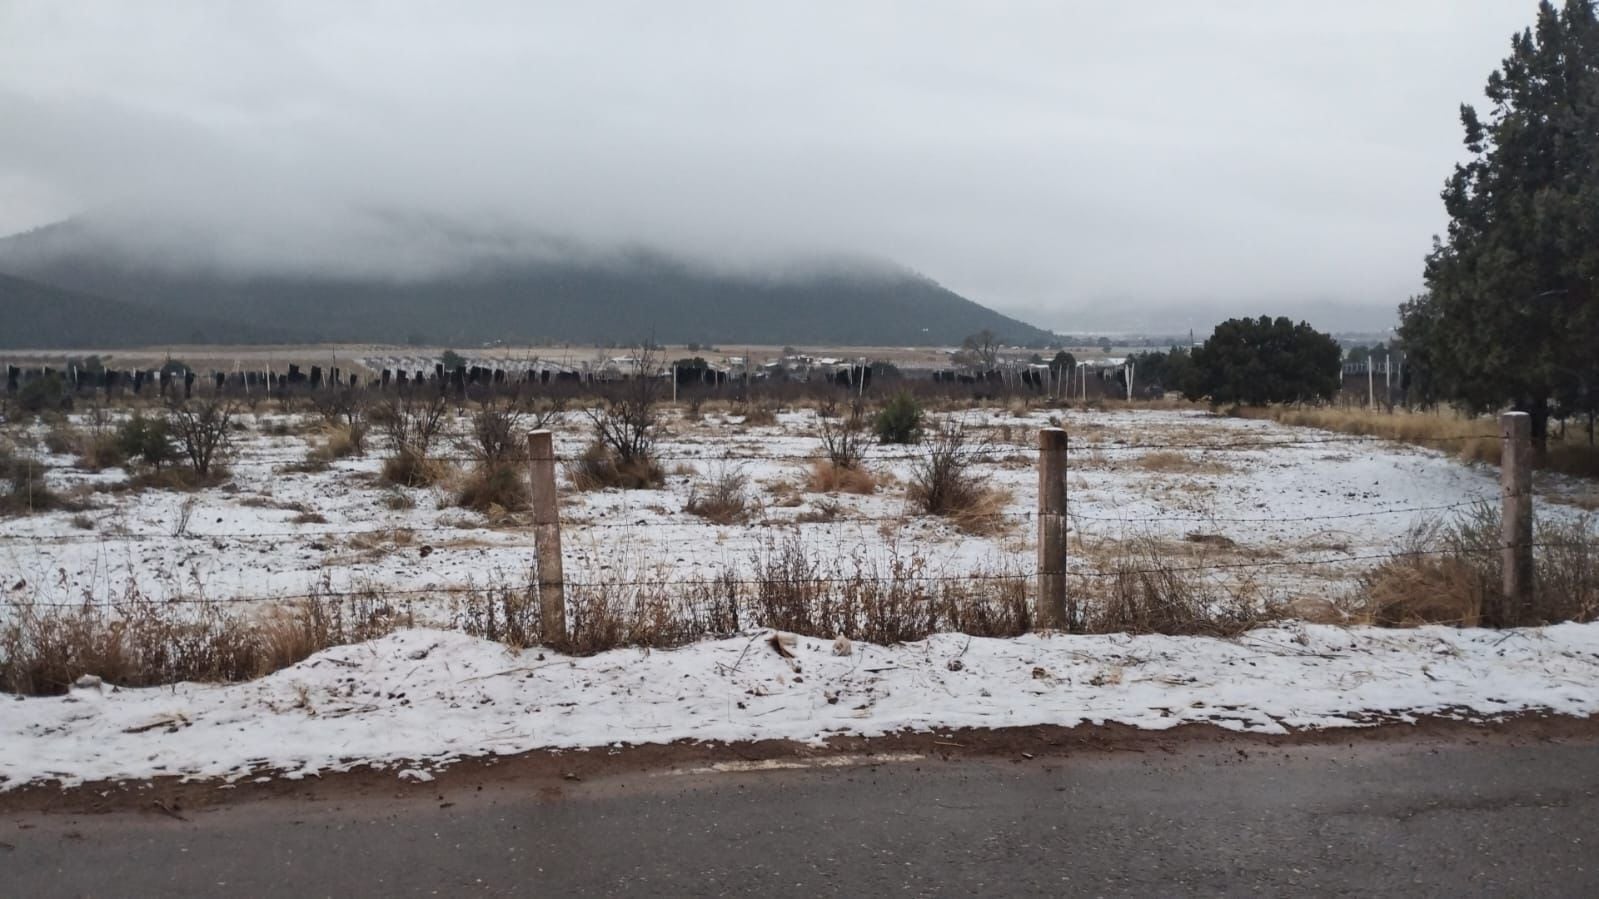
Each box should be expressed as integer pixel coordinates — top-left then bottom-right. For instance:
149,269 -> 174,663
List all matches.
1037,427 -> 1068,630
1500,411 -> 1533,626
528,430 -> 567,643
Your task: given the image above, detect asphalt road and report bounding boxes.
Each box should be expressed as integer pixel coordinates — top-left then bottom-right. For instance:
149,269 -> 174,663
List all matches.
7,735 -> 1599,897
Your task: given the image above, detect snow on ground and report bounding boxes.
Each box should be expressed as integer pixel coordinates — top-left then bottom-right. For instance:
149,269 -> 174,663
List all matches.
6,405 -> 1593,614
4,623 -> 1599,790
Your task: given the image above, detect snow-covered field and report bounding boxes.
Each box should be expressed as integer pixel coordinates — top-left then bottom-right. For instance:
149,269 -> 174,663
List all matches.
6,404 -> 1593,612
5,622 -> 1599,790
6,404 -> 1599,790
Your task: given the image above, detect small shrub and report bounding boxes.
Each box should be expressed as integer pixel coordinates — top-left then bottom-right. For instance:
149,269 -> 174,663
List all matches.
585,344 -> 664,465
381,488 -> 417,510
166,398 -> 237,477
685,464 -> 752,524
312,423 -> 366,461
118,412 -> 179,473
43,421 -> 81,455
819,407 -> 869,469
874,392 -> 923,444
462,401 -> 527,465
907,418 -> 985,516
565,441 -> 664,491
457,463 -> 531,513
738,404 -> 778,427
77,432 -> 126,471
382,448 -> 451,487
16,375 -> 67,415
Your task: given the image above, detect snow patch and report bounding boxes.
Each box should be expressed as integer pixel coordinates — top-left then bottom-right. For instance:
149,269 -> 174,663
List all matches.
3,623 -> 1598,790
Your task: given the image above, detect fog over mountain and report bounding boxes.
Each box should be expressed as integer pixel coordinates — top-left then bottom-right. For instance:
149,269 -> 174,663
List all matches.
0,2 -> 1538,330
0,212 -> 1056,347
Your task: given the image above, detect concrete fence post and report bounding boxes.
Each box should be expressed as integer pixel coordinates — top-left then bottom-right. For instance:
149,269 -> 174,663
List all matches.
1037,427 -> 1068,630
528,430 -> 567,643
1499,412 -> 1533,626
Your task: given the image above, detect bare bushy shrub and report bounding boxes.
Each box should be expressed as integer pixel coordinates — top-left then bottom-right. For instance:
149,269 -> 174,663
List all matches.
584,345 -> 664,483
166,398 -> 236,479
518,395 -> 566,432
73,404 -> 125,470
373,393 -> 449,486
818,407 -> 869,469
460,400 -> 528,465
907,418 -> 1006,533
309,389 -> 369,454
381,449 -> 453,488
373,393 -> 449,457
685,463 -> 752,524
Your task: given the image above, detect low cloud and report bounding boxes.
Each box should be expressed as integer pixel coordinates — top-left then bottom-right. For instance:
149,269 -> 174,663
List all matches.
0,1 -> 1535,325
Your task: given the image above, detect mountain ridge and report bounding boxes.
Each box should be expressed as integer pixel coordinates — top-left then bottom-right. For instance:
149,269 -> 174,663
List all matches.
0,217 -> 1057,348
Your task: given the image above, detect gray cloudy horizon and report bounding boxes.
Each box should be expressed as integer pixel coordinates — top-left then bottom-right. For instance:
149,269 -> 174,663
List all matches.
0,1 -> 1538,331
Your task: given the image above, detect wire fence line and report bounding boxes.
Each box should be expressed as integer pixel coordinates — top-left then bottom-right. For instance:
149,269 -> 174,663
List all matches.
8,540 -> 1597,611
20,428 -> 1510,472
0,493 -> 1528,546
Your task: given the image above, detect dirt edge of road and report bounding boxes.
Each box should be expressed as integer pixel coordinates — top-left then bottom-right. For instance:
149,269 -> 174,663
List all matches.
5,712 -> 1597,816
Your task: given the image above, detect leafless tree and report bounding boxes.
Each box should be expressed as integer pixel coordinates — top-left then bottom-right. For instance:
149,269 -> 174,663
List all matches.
166,398 -> 236,478
585,344 -> 663,463
957,329 -> 1002,370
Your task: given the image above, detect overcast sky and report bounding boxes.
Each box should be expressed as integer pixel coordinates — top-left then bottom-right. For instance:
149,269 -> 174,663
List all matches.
0,1 -> 1538,329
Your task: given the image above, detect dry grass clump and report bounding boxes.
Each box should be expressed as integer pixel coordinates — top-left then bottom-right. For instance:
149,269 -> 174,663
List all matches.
747,537 -> 1030,643
565,441 -> 665,491
685,464 -> 753,524
1074,535 -> 1266,636
1355,504 -> 1598,627
0,586 -> 409,696
456,463 -> 531,513
1134,450 -> 1232,475
948,485 -> 1015,536
1246,406 -> 1599,478
307,423 -> 366,464
805,460 -> 878,495
382,448 -> 452,487
42,420 -> 81,455
737,404 -> 779,427
77,433 -> 126,470
0,443 -> 80,515
454,566 -> 739,654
